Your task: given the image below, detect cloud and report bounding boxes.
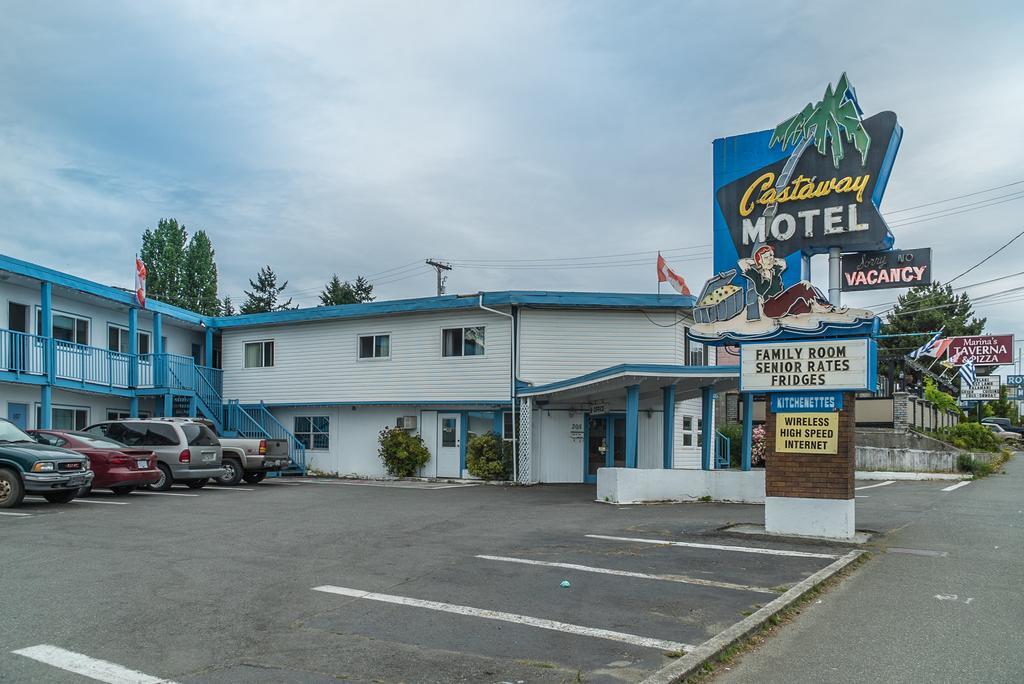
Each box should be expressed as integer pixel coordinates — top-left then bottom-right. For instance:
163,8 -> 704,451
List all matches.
0,0 -> 1022,338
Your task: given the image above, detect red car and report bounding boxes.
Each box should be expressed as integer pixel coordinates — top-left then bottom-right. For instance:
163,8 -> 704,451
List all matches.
29,430 -> 160,495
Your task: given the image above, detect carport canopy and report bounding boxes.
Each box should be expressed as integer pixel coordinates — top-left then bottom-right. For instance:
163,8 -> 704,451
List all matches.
515,364 -> 742,479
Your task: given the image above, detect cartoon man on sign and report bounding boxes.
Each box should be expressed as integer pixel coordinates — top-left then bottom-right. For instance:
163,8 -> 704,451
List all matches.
738,244 -> 837,318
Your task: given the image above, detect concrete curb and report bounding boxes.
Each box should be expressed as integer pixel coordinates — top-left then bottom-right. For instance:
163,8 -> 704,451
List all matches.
855,470 -> 968,481
640,549 -> 865,684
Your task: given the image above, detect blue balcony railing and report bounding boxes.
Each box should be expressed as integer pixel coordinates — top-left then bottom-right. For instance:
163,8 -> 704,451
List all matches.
0,330 -> 47,376
54,340 -> 133,388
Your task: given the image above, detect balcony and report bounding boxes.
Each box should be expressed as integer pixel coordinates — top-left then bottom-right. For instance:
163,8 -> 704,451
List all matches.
0,328 -> 223,399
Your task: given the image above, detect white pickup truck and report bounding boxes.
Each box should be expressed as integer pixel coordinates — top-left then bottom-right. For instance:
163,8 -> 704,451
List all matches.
170,418 -> 291,485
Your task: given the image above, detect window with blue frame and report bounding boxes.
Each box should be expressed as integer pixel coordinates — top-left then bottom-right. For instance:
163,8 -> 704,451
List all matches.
294,416 -> 329,450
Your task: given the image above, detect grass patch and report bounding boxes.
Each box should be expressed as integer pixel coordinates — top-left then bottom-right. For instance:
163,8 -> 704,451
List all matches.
663,649 -> 686,658
698,495 -> 712,503
958,450 -> 1012,478
680,552 -> 871,683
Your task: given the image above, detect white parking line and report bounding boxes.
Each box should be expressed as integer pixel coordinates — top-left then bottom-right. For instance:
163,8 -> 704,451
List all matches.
204,486 -> 256,491
24,496 -> 127,506
855,480 -> 895,491
312,585 -> 691,652
585,534 -> 838,559
293,479 -> 476,489
941,481 -> 972,492
476,555 -> 780,594
132,491 -> 199,498
264,481 -> 302,486
0,511 -> 31,517
12,644 -> 179,684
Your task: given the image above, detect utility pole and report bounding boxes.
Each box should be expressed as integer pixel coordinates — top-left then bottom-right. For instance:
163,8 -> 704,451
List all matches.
425,259 -> 452,296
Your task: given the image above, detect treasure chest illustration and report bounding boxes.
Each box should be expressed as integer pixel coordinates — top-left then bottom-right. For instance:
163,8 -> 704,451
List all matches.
693,270 -> 746,324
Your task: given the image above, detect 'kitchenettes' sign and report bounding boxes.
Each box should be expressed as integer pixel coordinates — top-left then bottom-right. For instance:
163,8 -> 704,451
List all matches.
740,338 -> 875,392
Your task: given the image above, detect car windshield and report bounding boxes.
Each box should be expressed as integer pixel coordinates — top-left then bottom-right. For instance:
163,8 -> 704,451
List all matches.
0,420 -> 36,443
181,423 -> 219,446
70,433 -> 128,449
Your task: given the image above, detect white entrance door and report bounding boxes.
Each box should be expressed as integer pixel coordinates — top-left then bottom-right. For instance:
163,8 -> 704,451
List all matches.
436,413 -> 461,478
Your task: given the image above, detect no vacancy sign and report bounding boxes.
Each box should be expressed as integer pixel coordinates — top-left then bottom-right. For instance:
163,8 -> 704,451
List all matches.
740,338 -> 875,392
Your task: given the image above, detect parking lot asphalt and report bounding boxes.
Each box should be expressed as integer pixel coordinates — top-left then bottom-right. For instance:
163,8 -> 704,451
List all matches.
0,478 -> 866,683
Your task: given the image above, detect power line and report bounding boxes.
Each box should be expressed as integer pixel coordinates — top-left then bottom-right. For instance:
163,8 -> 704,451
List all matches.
443,244 -> 710,266
884,179 -> 1024,214
947,228 -> 1024,284
887,191 -> 1024,228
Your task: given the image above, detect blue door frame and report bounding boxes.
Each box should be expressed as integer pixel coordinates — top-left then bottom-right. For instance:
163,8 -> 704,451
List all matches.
583,412 -> 627,483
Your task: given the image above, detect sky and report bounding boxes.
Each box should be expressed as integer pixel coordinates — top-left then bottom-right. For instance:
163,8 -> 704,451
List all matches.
1,1 -> 1022,367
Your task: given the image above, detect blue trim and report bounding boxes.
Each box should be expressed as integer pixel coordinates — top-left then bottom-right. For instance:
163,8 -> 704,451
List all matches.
741,393 -> 753,471
519,364 -> 741,397
204,328 -> 214,367
39,385 -> 52,429
459,412 -> 469,474
625,384 -> 639,468
128,308 -> 138,388
258,400 -> 509,408
0,253 -> 210,327
492,411 -> 503,436
161,393 -> 173,418
129,396 -> 139,418
582,413 -> 591,483
700,386 -> 713,470
662,385 -> 675,469
208,291 -> 694,330
688,317 -> 879,346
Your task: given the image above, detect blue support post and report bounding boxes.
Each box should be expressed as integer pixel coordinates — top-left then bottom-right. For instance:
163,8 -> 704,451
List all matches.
662,385 -> 675,469
492,411 -> 503,437
625,384 -> 640,468
128,307 -> 138,386
162,393 -> 173,418
741,392 -> 753,471
40,282 -> 53,429
153,312 -> 164,405
153,313 -> 163,354
700,385 -> 714,470
204,327 -> 214,368
188,394 -> 196,418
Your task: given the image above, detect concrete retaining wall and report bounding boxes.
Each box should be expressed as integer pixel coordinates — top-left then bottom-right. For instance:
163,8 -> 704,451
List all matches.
596,468 -> 765,504
856,428 -> 956,452
856,446 -> 958,473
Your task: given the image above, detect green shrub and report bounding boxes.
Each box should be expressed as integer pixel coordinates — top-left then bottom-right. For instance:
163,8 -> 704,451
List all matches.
719,422 -> 744,468
466,431 -> 512,481
377,426 -> 431,477
957,453 -> 995,477
944,422 -> 1000,453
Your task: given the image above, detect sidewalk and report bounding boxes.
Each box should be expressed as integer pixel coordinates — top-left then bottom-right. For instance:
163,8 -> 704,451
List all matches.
715,453 -> 1022,684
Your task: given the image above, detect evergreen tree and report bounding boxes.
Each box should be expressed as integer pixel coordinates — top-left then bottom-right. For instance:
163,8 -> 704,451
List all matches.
240,266 -> 293,313
318,273 -> 375,306
878,282 -> 986,361
181,230 -> 220,315
319,274 -> 358,306
139,218 -> 188,306
352,275 -> 375,302
220,296 -> 236,317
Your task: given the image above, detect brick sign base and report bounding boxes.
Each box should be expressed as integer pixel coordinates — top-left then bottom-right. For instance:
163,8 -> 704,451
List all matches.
764,393 -> 856,539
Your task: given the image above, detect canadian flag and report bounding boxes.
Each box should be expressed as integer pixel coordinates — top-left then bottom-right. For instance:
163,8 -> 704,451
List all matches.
135,257 -> 147,308
656,253 -> 691,295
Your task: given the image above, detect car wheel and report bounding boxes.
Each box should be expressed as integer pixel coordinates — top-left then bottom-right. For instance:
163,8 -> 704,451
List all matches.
147,464 -> 173,491
185,479 -> 208,489
43,490 -> 77,504
243,472 -> 267,484
0,468 -> 25,509
216,459 -> 244,486
110,485 -> 136,496
77,485 -> 92,498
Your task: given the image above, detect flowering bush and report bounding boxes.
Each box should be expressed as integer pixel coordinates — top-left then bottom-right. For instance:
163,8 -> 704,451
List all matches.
466,431 -> 512,480
751,425 -> 767,466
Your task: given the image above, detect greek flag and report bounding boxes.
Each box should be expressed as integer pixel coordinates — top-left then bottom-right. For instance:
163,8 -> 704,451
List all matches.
910,331 -> 943,360
959,358 -> 977,388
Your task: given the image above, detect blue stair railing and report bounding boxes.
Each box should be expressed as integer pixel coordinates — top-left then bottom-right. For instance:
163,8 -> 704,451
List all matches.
193,366 -> 225,434
238,402 -> 307,474
224,400 -> 270,439
715,431 -> 732,469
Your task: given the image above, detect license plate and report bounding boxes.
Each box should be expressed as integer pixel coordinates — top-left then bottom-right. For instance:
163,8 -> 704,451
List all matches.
202,453 -> 217,462
67,475 -> 84,487
137,459 -> 149,469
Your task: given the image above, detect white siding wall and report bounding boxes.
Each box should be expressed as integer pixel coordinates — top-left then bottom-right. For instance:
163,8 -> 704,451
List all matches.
673,397 -> 703,469
0,281 -> 203,360
222,310 -> 512,404
518,309 -> 684,386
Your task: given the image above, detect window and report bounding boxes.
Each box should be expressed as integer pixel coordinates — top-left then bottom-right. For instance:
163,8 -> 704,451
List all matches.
697,418 -> 704,448
38,310 -> 89,345
442,326 -> 485,357
181,423 -> 219,446
244,340 -> 274,368
294,416 -> 329,450
440,418 -> 457,447
502,412 -> 514,441
36,405 -> 89,430
682,416 -> 694,447
90,422 -> 178,447
33,432 -> 68,448
107,325 -> 151,354
358,333 -> 390,359
106,410 -> 151,421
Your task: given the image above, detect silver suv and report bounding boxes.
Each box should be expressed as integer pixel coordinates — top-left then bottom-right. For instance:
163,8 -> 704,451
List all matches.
84,419 -> 226,491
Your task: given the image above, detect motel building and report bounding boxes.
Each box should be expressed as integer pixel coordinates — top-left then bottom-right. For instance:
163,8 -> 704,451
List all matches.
0,253 -> 744,486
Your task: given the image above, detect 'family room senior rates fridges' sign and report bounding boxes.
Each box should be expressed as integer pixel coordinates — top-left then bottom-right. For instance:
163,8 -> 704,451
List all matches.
740,338 -> 876,392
